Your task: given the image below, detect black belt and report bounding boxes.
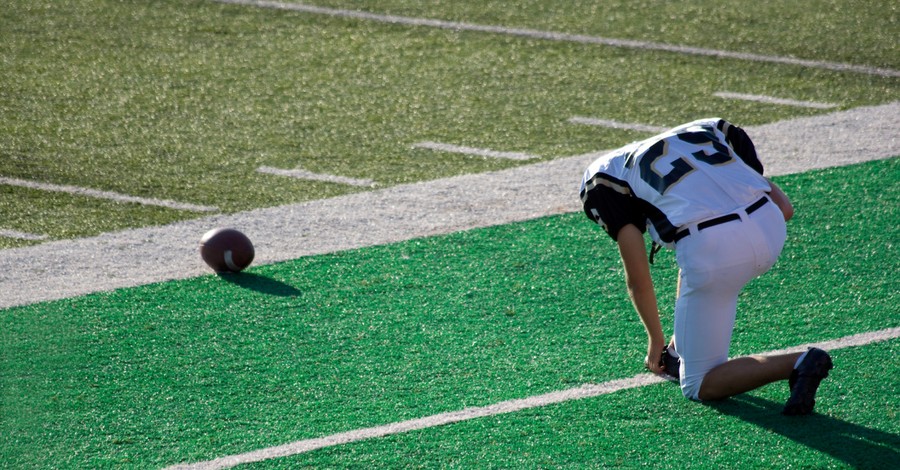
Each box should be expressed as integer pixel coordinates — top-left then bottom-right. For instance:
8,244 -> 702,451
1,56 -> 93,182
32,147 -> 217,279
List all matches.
672,196 -> 769,243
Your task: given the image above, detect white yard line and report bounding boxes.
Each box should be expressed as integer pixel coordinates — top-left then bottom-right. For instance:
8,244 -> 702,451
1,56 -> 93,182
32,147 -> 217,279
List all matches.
167,326 -> 900,469
568,117 -> 668,133
0,176 -> 219,213
257,166 -> 376,187
714,92 -> 838,109
168,374 -> 666,470
0,229 -> 49,241
413,141 -> 539,160
213,0 -> 900,78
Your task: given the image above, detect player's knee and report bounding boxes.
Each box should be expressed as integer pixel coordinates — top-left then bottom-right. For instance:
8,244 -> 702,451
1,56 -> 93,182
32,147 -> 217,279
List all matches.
679,374 -> 704,401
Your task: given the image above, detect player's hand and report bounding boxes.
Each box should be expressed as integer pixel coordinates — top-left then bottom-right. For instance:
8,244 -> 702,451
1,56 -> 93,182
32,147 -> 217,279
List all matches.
644,339 -> 665,374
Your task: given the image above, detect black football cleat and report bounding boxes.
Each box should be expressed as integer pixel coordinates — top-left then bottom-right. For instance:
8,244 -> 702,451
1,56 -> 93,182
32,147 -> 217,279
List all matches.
783,347 -> 833,415
659,344 -> 681,382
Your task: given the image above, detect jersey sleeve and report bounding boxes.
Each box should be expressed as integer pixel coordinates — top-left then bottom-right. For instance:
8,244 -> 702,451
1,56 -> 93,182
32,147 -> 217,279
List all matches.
718,120 -> 764,175
581,174 -> 646,241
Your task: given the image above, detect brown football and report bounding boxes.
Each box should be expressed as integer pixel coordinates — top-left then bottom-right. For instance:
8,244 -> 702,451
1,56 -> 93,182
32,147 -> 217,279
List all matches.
199,228 -> 255,273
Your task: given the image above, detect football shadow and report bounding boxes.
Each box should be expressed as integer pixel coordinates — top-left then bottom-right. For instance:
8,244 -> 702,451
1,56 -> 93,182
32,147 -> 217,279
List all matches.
217,272 -> 303,297
707,395 -> 900,468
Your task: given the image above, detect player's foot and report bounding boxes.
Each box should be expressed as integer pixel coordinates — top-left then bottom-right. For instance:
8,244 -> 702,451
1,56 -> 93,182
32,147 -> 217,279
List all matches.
782,347 -> 833,415
659,343 -> 680,382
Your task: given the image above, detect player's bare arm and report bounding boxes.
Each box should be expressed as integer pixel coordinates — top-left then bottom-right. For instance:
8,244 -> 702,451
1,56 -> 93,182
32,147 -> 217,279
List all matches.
616,224 -> 666,375
766,178 -> 794,221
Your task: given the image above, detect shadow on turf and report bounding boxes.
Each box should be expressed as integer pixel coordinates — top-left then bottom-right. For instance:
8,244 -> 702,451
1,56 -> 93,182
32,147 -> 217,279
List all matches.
217,272 -> 303,297
709,395 -> 900,468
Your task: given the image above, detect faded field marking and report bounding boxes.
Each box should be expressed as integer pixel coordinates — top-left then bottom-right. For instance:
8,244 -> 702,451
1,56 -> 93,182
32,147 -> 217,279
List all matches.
0,229 -> 49,241
0,177 -> 218,213
3,103 -> 898,310
213,0 -> 900,78
715,92 -> 838,109
413,141 -> 539,160
168,327 -> 900,470
257,166 -> 377,187
568,117 -> 668,133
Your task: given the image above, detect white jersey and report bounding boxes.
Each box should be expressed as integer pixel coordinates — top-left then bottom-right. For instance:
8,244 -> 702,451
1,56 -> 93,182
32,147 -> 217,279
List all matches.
580,118 -> 771,246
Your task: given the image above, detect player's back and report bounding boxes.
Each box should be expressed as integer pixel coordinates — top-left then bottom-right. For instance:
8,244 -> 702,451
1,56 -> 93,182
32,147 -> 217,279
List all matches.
621,119 -> 771,229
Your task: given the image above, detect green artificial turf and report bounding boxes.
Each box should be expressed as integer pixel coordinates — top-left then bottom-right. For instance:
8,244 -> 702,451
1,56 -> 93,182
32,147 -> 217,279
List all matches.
248,342 -> 900,469
1,157 -> 897,468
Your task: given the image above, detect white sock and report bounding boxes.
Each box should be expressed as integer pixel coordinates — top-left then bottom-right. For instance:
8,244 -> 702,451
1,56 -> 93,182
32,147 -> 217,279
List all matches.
793,350 -> 809,369
667,344 -> 680,358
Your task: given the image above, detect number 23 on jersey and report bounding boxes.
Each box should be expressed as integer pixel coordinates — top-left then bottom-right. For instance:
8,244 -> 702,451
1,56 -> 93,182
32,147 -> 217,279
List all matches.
625,130 -> 735,194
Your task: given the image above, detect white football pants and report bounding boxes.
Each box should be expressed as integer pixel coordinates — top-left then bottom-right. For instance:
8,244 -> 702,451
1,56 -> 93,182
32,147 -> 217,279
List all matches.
672,197 -> 787,400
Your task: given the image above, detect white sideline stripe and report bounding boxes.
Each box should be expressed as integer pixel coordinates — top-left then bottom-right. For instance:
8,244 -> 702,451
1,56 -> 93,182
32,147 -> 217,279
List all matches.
168,375 -> 667,470
212,0 -> 900,78
413,141 -> 538,161
2,103 -> 898,309
715,92 -> 839,109
568,117 -> 668,133
168,327 -> 900,469
0,176 -> 218,213
257,166 -> 376,187
762,327 -> 900,356
0,229 -> 49,241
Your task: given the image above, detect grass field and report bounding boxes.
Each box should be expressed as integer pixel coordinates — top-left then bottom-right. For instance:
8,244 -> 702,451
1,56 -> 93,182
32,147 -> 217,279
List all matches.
2,158 -> 898,468
2,0 -> 899,468
1,0 -> 898,247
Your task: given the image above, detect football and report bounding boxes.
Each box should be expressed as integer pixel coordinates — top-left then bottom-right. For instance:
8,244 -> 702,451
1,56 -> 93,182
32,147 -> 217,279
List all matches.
199,228 -> 255,273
